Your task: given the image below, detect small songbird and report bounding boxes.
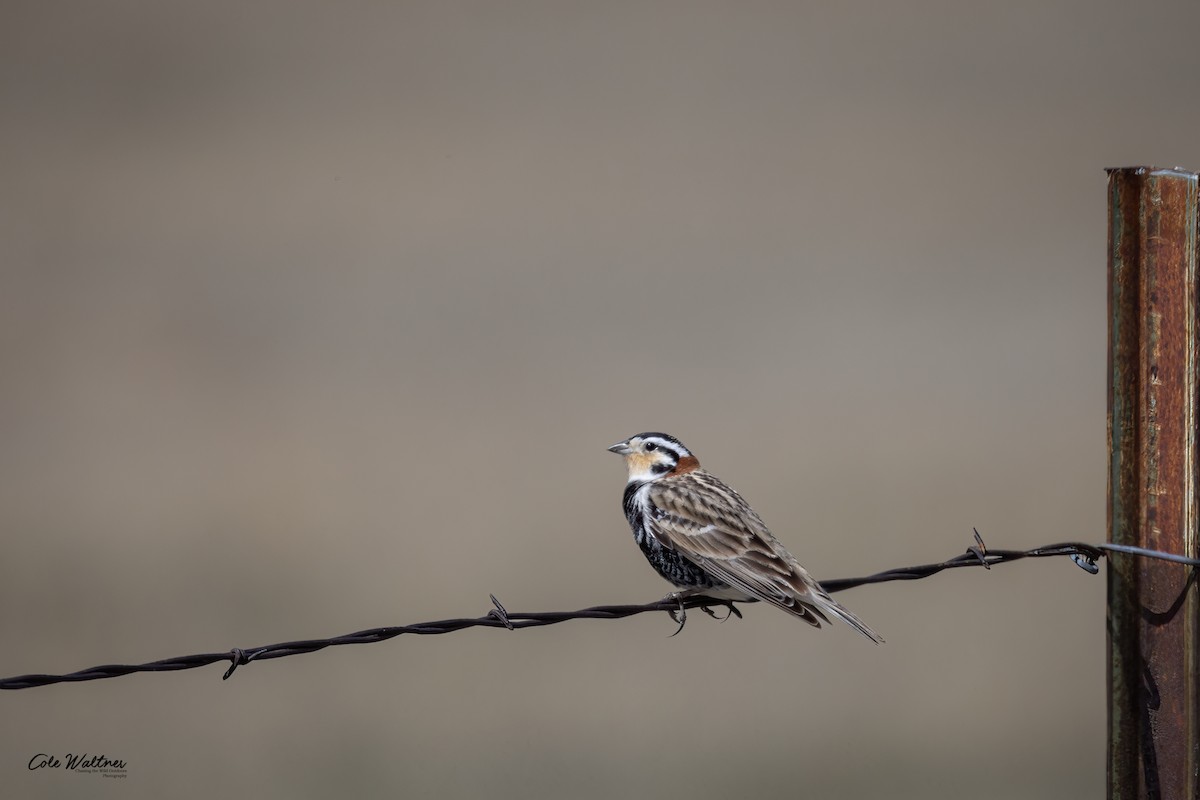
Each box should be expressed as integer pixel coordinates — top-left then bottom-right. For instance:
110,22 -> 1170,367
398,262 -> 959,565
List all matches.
609,432 -> 883,643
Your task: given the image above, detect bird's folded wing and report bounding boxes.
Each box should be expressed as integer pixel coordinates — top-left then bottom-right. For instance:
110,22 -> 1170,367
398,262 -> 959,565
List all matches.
645,481 -> 828,625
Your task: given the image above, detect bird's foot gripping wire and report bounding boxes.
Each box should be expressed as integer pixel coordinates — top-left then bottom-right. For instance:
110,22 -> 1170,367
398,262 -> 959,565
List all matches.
662,592 -> 744,635
699,599 -> 742,622
664,592 -> 689,636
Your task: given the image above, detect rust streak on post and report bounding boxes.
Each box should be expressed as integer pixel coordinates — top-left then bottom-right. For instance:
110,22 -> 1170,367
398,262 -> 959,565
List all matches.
1108,166 -> 1200,799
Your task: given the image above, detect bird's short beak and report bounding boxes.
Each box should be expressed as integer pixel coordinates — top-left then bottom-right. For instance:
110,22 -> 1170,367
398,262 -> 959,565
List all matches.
607,440 -> 632,456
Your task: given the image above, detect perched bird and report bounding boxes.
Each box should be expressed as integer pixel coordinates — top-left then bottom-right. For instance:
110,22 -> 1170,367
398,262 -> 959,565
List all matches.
609,432 -> 883,643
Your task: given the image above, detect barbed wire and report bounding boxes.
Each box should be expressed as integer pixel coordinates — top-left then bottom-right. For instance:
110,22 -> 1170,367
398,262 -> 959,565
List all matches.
3,533 -> 1196,691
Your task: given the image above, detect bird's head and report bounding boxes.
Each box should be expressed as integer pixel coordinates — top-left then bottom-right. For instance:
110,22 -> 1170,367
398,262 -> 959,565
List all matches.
607,432 -> 700,482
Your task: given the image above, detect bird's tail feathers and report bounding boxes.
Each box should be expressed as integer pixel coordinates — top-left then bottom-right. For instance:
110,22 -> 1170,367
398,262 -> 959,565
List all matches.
814,592 -> 884,644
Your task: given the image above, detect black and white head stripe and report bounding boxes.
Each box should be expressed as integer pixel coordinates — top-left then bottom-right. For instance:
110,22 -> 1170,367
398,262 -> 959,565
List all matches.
633,433 -> 691,474
632,432 -> 691,457
609,432 -> 697,483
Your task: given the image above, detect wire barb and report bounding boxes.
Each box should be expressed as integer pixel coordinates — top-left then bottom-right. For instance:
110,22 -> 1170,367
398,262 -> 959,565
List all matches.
222,648 -> 251,681
2,536 -> 1193,691
968,527 -> 990,569
487,594 -> 514,630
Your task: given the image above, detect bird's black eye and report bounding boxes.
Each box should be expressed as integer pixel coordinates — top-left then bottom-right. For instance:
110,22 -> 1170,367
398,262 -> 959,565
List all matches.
645,442 -> 658,452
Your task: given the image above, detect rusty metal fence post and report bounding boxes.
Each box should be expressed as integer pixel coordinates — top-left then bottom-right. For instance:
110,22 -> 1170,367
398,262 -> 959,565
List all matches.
1108,166 -> 1200,799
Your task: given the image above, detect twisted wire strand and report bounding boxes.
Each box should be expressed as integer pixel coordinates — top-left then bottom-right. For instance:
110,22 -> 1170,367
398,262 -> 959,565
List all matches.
2,538 -> 1193,691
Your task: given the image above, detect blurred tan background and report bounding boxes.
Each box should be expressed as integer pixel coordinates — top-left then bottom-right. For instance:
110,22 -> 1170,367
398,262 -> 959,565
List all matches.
3,1 -> 1198,797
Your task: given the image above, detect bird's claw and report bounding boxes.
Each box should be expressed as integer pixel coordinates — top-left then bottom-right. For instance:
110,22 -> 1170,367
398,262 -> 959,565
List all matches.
663,593 -> 743,633
700,599 -> 742,622
665,592 -> 688,636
